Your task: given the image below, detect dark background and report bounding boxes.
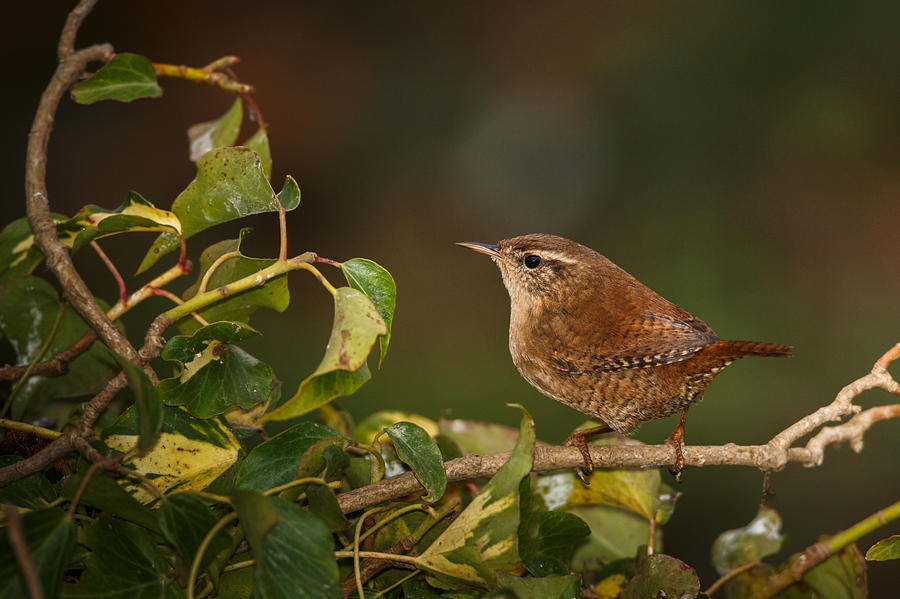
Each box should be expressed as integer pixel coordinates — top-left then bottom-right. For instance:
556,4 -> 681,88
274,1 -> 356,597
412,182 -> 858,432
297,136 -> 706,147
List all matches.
4,1 -> 899,591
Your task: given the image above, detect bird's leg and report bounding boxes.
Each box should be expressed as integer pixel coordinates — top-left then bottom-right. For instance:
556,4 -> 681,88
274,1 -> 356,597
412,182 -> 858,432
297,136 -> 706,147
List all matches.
564,424 -> 612,484
666,407 -> 690,480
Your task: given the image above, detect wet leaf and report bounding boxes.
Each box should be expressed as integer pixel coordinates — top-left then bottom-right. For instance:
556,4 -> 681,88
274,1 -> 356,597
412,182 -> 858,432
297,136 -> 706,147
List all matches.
158,321 -> 275,418
188,97 -> 243,161
711,507 -> 784,576
0,508 -> 75,599
244,127 -> 272,180
518,477 -> 590,577
59,190 -> 181,253
113,353 -> 163,452
138,147 -> 298,273
178,228 -> 288,335
234,421 -> 341,492
620,552 -> 700,599
866,535 -> 900,561
495,572 -> 580,599
0,216 -> 57,282
438,417 -> 521,455
0,276 -> 120,419
62,515 -> 176,598
264,287 -> 385,421
385,421 -> 446,502
71,53 -> 162,104
0,456 -> 57,509
159,492 -> 230,575
232,490 -> 340,599
416,405 -> 535,588
566,505 -> 660,572
341,258 -> 396,366
103,404 -> 240,502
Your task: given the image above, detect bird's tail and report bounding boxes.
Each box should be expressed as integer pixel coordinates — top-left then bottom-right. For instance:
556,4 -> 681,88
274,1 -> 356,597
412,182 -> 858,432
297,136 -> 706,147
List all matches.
709,339 -> 793,358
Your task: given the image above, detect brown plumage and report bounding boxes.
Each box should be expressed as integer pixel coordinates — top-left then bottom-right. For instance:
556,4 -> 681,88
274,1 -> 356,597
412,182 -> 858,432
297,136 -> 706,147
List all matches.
458,234 -> 791,476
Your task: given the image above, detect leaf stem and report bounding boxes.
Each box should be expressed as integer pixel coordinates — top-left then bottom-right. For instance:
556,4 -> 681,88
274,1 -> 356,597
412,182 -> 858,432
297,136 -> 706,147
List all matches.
148,287 -> 209,326
0,419 -> 62,440
1,303 -> 65,418
106,262 -> 187,321
351,442 -> 386,484
198,250 -> 242,294
263,476 -> 333,496
278,208 -> 287,262
153,61 -> 254,94
375,570 -> 420,597
296,262 -> 337,296
183,490 -> 232,504
223,559 -> 255,572
342,504 -> 430,551
334,550 -> 419,566
705,561 -> 762,595
91,240 -> 127,304
165,252 -> 316,322
188,512 -> 238,599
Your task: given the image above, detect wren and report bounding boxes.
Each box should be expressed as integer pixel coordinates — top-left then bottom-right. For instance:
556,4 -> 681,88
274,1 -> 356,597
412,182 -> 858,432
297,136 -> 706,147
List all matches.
458,233 -> 791,478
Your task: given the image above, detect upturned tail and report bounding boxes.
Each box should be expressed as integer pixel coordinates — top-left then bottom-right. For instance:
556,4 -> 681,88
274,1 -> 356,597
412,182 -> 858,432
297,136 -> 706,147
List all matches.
708,339 -> 793,358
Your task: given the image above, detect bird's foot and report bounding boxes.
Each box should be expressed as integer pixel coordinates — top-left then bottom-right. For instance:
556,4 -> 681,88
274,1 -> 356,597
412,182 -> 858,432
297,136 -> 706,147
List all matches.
564,424 -> 612,485
665,407 -> 690,481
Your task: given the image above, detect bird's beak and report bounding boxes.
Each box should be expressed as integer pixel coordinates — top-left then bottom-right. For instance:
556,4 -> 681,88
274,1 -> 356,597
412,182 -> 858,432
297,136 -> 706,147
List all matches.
456,241 -> 500,258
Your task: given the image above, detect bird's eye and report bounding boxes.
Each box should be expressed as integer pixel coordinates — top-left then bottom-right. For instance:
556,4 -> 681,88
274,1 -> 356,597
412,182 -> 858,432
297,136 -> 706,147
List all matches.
523,254 -> 541,269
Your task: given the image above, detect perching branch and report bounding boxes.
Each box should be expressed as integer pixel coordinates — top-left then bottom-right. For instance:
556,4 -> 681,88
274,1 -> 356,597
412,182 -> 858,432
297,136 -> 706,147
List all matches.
337,343 -> 900,514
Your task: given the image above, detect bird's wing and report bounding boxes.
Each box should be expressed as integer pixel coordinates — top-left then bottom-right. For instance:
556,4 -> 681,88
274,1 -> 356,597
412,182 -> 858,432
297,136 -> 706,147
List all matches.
548,311 -> 719,374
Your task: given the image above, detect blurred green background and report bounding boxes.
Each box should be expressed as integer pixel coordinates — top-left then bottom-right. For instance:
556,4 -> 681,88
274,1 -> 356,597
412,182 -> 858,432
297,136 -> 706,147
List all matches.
4,0 -> 899,590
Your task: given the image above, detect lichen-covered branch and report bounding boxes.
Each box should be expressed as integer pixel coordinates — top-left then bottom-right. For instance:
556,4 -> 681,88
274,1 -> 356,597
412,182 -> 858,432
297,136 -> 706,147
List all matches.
336,343 -> 900,514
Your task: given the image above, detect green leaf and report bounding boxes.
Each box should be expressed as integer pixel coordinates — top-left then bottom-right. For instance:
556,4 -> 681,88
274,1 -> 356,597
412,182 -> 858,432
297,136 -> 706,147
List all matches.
103,404 -> 240,502
60,190 -> 182,253
112,353 -> 163,452
566,505 -> 660,572
356,411 -> 438,444
245,127 -> 272,180
0,276 -> 120,419
188,98 -> 243,161
159,492 -> 231,575
296,438 -> 349,480
790,544 -> 868,599
495,572 -> 580,599
61,462 -> 160,532
232,490 -> 340,599
276,174 -> 301,210
416,405 -> 535,589
306,484 -> 351,532
0,508 -> 76,599
234,421 -> 341,492
866,535 -> 900,561
138,147 -> 298,273
71,53 -> 162,104
62,515 -> 177,599
438,417 -> 521,455
0,456 -> 57,508
620,552 -> 700,599
0,216 -> 53,282
217,566 -> 256,599
711,507 -> 784,576
158,321 -> 275,418
264,287 -> 386,421
518,477 -> 590,577
341,258 -> 396,366
385,421 -> 446,502
177,228 -> 289,335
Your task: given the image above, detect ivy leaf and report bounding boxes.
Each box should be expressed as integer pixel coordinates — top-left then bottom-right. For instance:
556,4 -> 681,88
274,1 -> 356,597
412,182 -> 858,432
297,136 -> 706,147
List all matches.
188,97 -> 243,161
159,492 -> 230,575
620,552 -> 700,599
244,127 -> 272,180
341,258 -> 396,366
356,411 -> 438,444
0,508 -> 76,599
137,147 -> 298,273
0,216 -> 60,282
59,190 -> 182,253
416,405 -> 535,589
177,228 -> 288,335
234,421 -> 342,492
711,507 -> 784,576
158,321 -> 276,418
61,460 -> 160,532
866,535 -> 900,561
0,276 -> 120,420
232,490 -> 340,599
264,287 -> 386,421
112,353 -> 163,452
518,477 -> 590,577
566,505 -> 660,573
103,404 -> 240,502
385,421 -> 446,502
71,53 -> 162,104
495,572 -> 580,599
0,456 -> 57,509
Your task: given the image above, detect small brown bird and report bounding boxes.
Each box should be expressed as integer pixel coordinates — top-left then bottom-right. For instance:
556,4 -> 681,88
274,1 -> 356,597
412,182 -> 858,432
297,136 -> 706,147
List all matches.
458,234 -> 791,478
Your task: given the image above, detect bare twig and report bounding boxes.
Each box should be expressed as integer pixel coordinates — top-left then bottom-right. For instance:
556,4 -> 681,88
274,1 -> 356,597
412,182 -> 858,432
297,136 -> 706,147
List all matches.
337,343 -> 900,514
2,503 -> 45,599
0,330 -> 97,382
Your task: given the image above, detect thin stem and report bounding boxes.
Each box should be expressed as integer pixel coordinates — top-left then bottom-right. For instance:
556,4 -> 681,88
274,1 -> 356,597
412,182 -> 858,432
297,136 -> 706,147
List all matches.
705,561 -> 762,595
153,61 -> 254,94
183,490 -> 232,505
106,262 -> 187,321
334,551 -> 418,566
375,570 -> 420,597
91,240 -> 127,304
149,287 -> 209,326
278,209 -> 287,262
198,251 -> 241,294
263,477 -> 331,496
342,504 -> 430,551
1,303 -> 65,418
315,256 -> 343,268
354,506 -> 392,599
66,459 -> 105,518
351,442 -> 386,485
296,262 -> 338,296
223,559 -> 255,572
165,252 -> 316,322
188,512 -> 238,599
0,418 -> 63,440
2,503 -> 45,599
